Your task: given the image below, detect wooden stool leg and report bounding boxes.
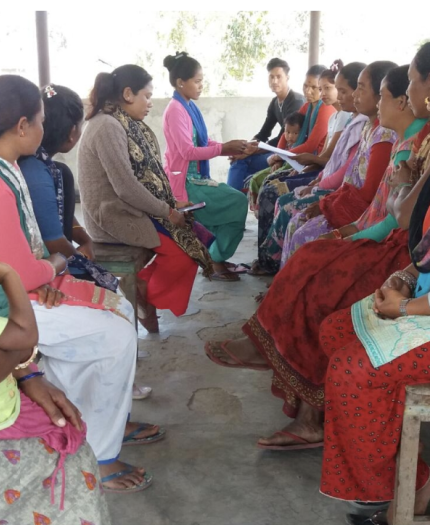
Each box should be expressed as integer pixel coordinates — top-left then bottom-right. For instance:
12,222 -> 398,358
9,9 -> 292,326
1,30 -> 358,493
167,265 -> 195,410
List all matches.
393,402 -> 422,525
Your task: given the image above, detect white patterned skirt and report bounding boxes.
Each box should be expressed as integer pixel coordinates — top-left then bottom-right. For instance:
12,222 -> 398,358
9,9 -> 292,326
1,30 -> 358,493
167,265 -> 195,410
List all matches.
0,437 -> 111,524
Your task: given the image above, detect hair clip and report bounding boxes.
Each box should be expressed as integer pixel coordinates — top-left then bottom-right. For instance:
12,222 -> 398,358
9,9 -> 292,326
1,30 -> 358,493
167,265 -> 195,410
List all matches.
112,73 -> 117,78
175,53 -> 184,60
44,85 -> 57,98
330,60 -> 341,73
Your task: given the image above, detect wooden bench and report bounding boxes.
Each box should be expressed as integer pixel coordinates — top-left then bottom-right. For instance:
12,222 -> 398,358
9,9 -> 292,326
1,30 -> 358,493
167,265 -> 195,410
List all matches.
93,243 -> 154,328
393,383 -> 430,524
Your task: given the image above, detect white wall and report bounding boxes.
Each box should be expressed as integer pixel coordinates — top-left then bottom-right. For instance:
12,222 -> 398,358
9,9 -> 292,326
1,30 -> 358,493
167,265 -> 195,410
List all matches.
56,97 -> 277,187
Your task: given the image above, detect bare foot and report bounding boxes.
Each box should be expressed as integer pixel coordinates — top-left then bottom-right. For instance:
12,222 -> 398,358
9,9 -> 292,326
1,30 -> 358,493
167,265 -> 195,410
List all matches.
258,421 -> 324,447
124,422 -> 160,441
208,338 -> 268,368
212,262 -> 240,281
247,260 -> 273,276
99,460 -> 145,490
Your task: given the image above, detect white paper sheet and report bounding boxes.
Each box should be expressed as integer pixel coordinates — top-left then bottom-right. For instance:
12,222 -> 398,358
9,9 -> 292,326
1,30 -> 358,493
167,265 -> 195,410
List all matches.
258,142 -> 305,172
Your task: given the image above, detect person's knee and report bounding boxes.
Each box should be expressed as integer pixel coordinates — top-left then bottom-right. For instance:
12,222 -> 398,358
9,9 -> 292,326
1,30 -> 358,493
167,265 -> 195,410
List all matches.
227,160 -> 247,190
106,318 -> 137,360
236,191 -> 249,220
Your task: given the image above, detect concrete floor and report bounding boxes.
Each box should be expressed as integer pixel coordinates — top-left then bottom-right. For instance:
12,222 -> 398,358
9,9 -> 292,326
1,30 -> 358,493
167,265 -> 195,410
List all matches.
102,212 -> 355,525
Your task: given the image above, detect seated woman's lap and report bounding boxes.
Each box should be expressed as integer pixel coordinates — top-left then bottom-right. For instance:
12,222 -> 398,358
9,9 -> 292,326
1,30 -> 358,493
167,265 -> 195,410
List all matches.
188,182 -> 248,227
0,437 -> 111,524
321,329 -> 430,501
321,307 -> 430,391
32,300 -> 137,461
319,308 -> 357,359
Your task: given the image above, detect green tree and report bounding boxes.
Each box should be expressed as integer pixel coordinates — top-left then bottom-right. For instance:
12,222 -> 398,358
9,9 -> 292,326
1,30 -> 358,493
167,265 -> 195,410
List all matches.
221,11 -> 270,81
168,12 -> 198,51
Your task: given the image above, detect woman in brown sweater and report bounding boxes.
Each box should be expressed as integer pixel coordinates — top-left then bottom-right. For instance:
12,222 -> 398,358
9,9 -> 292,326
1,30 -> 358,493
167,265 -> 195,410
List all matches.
78,65 -> 213,332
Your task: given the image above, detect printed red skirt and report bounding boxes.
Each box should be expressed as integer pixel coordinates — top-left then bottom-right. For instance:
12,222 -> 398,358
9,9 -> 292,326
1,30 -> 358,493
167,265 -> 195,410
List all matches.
243,229 -> 410,417
319,307 -> 430,501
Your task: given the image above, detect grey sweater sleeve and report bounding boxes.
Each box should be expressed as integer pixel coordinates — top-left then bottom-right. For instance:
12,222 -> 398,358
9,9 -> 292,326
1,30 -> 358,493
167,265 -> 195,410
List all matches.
92,117 -> 171,218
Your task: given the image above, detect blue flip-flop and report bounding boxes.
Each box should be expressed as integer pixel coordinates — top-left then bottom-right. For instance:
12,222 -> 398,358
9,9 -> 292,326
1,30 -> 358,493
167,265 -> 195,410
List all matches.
101,463 -> 153,494
122,423 -> 166,446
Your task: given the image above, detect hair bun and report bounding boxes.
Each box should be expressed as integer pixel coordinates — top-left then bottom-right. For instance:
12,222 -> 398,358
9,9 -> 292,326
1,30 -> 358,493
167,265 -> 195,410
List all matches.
163,55 -> 176,71
330,59 -> 344,73
163,51 -> 189,71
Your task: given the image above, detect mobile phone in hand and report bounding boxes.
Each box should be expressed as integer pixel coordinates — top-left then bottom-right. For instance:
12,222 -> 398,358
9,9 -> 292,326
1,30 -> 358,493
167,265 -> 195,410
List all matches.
177,202 -> 206,213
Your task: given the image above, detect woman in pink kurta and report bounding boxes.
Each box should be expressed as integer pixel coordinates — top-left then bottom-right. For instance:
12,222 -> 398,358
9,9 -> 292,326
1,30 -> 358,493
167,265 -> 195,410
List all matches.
162,51 -> 252,281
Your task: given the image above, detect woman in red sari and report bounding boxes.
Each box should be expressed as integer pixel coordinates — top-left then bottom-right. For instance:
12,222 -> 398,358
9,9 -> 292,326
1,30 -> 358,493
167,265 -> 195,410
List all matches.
204,46 -> 430,452
321,167 -> 430,524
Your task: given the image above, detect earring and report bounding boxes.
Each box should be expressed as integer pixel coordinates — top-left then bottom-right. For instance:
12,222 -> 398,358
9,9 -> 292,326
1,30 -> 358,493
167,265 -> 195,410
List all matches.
180,85 -> 184,88
20,131 -> 24,137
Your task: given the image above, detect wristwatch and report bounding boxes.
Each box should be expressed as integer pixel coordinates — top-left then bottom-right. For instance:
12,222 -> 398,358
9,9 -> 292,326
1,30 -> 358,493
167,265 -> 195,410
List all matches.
399,298 -> 412,317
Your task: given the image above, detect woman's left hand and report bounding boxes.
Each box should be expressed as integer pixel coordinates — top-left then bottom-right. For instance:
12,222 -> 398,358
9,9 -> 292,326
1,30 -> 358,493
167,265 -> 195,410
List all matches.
373,287 -> 406,319
176,200 -> 193,209
304,201 -> 321,220
318,232 -> 335,240
19,375 -> 83,431
31,285 -> 66,309
298,186 -> 313,197
77,241 -> 95,261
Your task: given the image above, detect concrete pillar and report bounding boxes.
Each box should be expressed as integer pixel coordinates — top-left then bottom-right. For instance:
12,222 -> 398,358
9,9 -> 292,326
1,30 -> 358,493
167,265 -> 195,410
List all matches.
35,11 -> 50,87
308,11 -> 321,67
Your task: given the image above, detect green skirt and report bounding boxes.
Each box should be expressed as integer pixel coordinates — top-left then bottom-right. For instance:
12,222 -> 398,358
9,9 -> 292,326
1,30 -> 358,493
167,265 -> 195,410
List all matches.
186,180 -> 248,262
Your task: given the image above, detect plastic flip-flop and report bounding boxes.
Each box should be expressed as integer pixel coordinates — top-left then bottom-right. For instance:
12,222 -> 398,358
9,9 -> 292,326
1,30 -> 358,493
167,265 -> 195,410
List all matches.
210,271 -> 240,282
122,423 -> 166,446
204,341 -> 270,371
225,263 -> 251,274
257,430 -> 324,451
101,464 -> 153,494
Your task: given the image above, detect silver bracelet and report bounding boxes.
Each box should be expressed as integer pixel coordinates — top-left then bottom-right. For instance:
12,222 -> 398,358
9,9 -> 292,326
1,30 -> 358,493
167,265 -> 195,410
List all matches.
399,298 -> 412,317
392,271 -> 417,293
56,253 -> 68,276
45,260 -> 57,282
